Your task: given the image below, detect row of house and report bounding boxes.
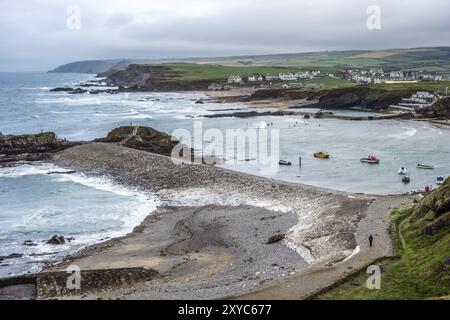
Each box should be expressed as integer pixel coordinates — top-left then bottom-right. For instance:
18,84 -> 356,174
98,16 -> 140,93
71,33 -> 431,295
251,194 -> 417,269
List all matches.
341,68 -> 444,84
227,70 -> 322,84
390,91 -> 441,112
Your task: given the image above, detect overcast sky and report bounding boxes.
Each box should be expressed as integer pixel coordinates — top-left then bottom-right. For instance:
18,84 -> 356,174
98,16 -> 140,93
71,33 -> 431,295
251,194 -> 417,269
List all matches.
1,0 -> 449,71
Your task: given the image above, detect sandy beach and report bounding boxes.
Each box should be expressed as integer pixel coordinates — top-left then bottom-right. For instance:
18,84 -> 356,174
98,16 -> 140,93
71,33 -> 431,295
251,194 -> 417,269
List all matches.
16,142 -> 415,300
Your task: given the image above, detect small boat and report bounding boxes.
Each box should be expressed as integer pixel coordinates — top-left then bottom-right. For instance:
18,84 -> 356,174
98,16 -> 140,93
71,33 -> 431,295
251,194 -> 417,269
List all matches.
279,160 -> 292,166
360,155 -> 380,164
436,176 -> 445,185
402,175 -> 411,184
314,152 -> 330,159
398,167 -> 408,175
417,164 -> 434,170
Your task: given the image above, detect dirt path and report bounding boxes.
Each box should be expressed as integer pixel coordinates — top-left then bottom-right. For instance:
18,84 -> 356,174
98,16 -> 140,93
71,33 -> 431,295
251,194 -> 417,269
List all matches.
398,217 -> 409,252
120,126 -> 140,145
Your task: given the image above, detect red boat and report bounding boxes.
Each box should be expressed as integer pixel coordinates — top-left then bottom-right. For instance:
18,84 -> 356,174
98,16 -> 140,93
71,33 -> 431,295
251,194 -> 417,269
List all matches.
360,155 -> 380,164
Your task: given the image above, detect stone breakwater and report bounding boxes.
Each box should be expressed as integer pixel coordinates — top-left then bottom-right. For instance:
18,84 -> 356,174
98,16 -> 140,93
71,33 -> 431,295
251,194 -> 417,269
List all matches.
51,142 -> 370,266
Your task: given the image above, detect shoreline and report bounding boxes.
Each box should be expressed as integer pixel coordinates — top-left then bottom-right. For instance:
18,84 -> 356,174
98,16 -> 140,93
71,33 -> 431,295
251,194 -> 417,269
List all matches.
2,142 -> 415,300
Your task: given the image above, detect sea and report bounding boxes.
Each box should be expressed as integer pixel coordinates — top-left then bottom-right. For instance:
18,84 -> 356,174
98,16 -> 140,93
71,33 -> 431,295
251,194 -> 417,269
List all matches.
1,72 -> 449,277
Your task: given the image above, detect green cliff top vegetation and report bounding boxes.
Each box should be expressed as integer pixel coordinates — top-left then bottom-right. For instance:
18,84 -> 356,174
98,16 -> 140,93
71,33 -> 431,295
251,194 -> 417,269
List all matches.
318,180 -> 450,300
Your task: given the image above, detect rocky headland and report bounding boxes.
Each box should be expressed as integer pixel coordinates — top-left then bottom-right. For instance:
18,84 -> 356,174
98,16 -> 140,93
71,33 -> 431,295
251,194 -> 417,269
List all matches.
0,132 -> 81,163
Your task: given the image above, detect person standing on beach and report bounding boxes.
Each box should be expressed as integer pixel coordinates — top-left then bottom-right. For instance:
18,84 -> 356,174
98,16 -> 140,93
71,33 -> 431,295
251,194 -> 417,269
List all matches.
369,234 -> 374,247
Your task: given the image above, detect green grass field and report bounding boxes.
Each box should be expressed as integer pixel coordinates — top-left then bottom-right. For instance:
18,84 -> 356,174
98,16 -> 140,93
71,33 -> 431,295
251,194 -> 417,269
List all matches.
143,61 -> 450,92
302,77 -> 357,90
162,63 -> 299,81
318,205 -> 450,300
173,47 -> 450,74
366,81 -> 450,93
157,63 -> 355,90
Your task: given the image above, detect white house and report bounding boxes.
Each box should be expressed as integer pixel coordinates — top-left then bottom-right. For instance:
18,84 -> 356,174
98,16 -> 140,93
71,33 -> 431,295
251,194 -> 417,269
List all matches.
208,83 -> 223,91
294,72 -> 311,79
279,73 -> 297,81
389,71 -> 404,79
265,74 -> 279,81
422,74 -> 443,81
247,74 -> 264,82
228,75 -> 242,84
373,78 -> 384,84
352,75 -> 372,84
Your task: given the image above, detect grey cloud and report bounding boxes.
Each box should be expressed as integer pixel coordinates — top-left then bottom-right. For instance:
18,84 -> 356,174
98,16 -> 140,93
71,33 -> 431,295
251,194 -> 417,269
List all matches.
0,0 -> 449,71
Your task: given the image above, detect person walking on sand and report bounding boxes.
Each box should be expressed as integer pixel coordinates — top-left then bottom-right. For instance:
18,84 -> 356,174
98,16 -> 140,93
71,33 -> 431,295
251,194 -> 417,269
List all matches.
369,234 -> 374,248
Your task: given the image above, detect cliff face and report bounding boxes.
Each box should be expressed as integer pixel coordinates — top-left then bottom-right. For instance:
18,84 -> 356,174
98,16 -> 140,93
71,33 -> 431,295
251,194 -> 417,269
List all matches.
0,132 -> 71,163
0,132 -> 77,163
417,97 -> 450,118
101,64 -> 213,91
49,60 -> 127,74
315,87 -> 410,110
251,87 -> 411,110
412,177 -> 450,236
101,64 -> 175,88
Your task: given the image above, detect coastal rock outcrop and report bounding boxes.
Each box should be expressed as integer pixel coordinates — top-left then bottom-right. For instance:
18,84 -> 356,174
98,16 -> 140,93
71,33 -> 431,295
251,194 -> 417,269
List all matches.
46,235 -> 66,245
314,87 -> 410,110
0,132 -> 80,163
100,64 -> 212,91
99,126 -> 183,157
412,177 -> 450,235
266,234 -> 285,244
417,97 -> 450,118
49,87 -> 74,92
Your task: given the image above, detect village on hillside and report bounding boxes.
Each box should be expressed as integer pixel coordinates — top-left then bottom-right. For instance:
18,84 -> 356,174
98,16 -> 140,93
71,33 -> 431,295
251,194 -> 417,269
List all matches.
220,68 -> 445,89
207,68 -> 449,113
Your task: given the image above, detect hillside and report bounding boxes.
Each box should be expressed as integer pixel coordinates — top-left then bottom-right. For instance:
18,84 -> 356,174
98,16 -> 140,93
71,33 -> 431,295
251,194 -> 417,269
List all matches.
101,63 -> 308,91
48,47 -> 450,75
49,59 -> 158,74
319,179 -> 450,300
250,81 -> 450,111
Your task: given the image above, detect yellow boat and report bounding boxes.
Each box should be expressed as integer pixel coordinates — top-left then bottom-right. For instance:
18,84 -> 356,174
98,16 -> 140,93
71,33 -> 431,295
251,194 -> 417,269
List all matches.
314,152 -> 330,159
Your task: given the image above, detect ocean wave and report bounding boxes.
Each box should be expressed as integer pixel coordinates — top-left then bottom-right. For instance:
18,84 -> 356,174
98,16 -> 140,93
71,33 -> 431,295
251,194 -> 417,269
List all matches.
0,162 -> 159,277
36,97 -> 104,106
158,188 -> 291,213
388,126 -> 417,139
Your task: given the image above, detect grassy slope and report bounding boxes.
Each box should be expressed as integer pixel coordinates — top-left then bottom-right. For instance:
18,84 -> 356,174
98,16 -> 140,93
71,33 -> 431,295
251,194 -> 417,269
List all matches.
156,62 -> 450,91
154,63 -> 354,90
161,63 -> 345,82
366,81 -> 450,92
174,47 -> 450,74
318,189 -> 450,300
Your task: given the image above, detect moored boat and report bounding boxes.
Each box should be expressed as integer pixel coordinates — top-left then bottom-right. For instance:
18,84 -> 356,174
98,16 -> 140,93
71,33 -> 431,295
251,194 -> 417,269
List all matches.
417,164 -> 434,170
402,175 -> 411,184
314,152 -> 330,159
360,155 -> 380,164
279,160 -> 292,166
398,167 -> 408,175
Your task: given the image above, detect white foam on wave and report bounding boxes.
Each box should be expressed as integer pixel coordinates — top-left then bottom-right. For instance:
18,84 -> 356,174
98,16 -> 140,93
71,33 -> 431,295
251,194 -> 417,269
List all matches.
0,162 -> 159,276
0,162 -> 57,177
158,188 -> 291,213
388,125 -> 417,139
36,97 -> 104,106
